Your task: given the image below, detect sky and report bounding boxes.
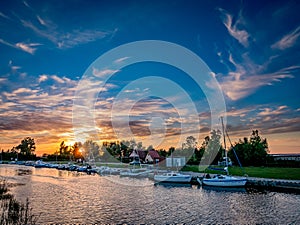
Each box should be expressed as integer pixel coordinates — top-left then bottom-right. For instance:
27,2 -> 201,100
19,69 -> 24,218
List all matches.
0,0 -> 300,155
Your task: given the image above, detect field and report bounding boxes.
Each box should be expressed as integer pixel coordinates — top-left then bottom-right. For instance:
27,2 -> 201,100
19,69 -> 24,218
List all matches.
182,165 -> 300,180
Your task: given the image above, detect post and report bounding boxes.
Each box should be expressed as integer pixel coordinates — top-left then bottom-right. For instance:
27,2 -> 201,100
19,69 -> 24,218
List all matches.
221,117 -> 229,175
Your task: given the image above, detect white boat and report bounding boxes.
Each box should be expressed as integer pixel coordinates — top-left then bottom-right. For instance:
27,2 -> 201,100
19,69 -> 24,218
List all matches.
120,169 -> 150,178
202,174 -> 247,187
202,117 -> 247,187
154,172 -> 192,183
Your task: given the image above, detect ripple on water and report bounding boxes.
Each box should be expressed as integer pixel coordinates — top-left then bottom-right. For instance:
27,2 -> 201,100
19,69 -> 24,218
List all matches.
1,165 -> 300,224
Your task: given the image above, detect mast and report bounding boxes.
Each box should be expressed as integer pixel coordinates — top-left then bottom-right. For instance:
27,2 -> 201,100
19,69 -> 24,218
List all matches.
221,117 -> 229,175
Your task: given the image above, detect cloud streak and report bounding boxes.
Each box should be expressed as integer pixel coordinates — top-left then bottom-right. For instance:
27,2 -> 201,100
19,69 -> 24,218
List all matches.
21,18 -> 116,49
218,8 -> 250,47
216,46 -> 297,100
0,38 -> 40,54
272,26 -> 300,50
15,42 -> 40,54
217,7 -> 298,101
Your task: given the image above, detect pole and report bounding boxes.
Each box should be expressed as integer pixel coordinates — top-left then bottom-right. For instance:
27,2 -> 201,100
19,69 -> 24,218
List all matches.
221,117 -> 229,175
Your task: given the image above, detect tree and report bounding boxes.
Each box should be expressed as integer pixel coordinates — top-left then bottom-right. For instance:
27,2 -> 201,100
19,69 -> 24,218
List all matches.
184,136 -> 197,150
169,147 -> 175,155
16,137 -> 36,158
228,130 -> 269,166
157,149 -> 168,157
120,141 -> 130,158
146,145 -> 154,152
72,142 -> 83,160
201,130 -> 222,165
82,140 -> 100,162
183,136 -> 198,164
58,141 -> 72,160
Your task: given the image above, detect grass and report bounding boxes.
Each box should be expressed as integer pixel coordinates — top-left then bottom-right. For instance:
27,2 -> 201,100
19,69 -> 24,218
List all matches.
182,165 -> 300,180
230,167 -> 300,180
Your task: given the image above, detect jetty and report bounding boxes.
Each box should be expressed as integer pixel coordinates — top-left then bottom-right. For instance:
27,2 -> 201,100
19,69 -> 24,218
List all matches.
180,171 -> 300,192
246,177 -> 300,192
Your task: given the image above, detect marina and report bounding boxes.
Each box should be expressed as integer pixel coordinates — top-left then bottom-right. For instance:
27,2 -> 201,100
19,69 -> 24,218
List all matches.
0,164 -> 299,224
2,161 -> 300,191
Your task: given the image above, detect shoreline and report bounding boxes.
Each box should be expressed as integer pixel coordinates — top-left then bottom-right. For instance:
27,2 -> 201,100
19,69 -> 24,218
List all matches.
1,162 -> 300,193
166,171 -> 300,193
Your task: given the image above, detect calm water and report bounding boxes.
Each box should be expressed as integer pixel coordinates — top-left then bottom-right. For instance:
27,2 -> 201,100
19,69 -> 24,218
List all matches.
1,165 -> 299,224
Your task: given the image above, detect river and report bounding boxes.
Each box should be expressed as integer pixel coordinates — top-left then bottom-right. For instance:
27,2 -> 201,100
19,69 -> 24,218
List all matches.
0,164 -> 299,224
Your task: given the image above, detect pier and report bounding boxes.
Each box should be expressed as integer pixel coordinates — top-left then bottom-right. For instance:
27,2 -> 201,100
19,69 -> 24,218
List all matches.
182,171 -> 300,192
246,177 -> 300,192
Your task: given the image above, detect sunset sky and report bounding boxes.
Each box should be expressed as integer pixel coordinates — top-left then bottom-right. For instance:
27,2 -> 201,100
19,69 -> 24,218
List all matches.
1,0 -> 300,155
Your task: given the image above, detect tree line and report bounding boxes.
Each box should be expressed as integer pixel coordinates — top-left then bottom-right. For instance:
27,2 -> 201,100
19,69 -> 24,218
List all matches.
0,130 -> 279,167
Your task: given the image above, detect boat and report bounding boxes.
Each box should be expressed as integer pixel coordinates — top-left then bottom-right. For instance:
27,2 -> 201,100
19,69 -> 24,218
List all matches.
34,160 -> 47,168
119,168 -> 150,178
154,171 -> 192,183
202,173 -> 247,187
202,117 -> 247,187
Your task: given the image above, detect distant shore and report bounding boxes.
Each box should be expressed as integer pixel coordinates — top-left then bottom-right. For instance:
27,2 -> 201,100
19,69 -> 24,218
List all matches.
1,160 -> 300,193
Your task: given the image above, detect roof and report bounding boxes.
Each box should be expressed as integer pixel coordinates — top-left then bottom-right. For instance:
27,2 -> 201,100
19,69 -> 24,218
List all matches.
129,149 -> 147,161
129,150 -> 139,158
147,149 -> 160,159
137,150 -> 147,161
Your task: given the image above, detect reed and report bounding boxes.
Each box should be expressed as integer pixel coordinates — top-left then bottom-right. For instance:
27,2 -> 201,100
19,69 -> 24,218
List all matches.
0,180 -> 39,225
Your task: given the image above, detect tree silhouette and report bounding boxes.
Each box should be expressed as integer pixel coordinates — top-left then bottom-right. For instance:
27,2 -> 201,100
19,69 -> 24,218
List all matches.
228,130 -> 269,166
82,140 -> 100,162
201,130 -> 222,165
16,137 -> 36,158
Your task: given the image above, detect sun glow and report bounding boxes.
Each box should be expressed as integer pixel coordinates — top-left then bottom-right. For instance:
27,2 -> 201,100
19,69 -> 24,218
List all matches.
65,141 -> 76,146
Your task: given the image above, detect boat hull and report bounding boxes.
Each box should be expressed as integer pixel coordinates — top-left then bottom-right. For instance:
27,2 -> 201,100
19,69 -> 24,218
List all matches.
154,174 -> 192,183
202,175 -> 247,187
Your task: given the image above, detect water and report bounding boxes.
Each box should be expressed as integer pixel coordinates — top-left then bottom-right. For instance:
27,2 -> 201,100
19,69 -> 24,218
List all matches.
1,164 -> 300,224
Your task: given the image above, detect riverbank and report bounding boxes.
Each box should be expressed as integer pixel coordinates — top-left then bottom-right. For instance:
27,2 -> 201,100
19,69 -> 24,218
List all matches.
182,165 -> 300,180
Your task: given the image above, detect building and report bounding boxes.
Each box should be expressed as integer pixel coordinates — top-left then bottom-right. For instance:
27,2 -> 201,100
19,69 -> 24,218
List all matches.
166,157 -> 186,167
129,149 -> 147,163
145,149 -> 162,164
270,154 -> 300,161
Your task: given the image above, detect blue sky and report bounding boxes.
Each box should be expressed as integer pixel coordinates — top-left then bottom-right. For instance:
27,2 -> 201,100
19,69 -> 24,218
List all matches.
0,0 -> 299,155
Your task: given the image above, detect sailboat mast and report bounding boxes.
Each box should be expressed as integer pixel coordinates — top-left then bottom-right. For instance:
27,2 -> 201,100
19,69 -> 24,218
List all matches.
221,117 -> 227,151
221,117 -> 229,175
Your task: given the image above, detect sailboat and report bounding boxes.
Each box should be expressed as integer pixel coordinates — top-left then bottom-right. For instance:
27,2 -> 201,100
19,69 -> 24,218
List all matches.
154,171 -> 192,183
202,117 -> 247,187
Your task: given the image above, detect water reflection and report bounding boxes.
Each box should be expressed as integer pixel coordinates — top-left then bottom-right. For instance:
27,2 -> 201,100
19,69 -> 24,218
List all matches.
154,182 -> 192,189
1,164 -> 300,224
202,185 -> 247,193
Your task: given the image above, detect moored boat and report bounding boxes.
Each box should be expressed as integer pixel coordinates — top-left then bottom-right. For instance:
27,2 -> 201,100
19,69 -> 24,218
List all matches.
34,160 -> 47,168
202,174 -> 247,187
154,172 -> 192,183
202,117 -> 247,187
120,169 -> 150,178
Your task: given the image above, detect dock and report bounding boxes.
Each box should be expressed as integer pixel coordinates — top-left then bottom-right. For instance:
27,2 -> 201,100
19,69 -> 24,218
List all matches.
182,171 -> 300,192
246,177 -> 300,192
